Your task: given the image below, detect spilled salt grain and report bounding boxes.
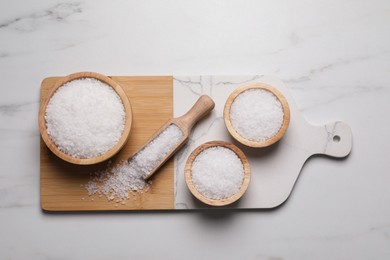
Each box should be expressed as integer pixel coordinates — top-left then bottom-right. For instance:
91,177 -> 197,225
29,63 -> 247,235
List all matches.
85,124 -> 183,202
230,88 -> 284,142
191,146 -> 244,200
45,78 -> 125,158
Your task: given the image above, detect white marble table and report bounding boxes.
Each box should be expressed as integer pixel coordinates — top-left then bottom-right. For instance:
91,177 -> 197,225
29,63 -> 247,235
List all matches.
1,0 -> 389,259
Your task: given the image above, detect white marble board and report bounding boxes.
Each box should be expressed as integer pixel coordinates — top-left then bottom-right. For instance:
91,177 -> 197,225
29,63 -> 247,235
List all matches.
174,76 -> 352,209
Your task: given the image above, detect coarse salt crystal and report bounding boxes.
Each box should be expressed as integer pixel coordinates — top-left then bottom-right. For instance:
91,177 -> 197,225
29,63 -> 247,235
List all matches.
45,78 -> 125,158
191,146 -> 244,200
85,124 -> 183,202
230,88 -> 284,142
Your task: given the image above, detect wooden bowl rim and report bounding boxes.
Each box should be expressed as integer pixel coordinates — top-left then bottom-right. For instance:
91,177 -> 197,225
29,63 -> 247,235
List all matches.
223,82 -> 290,148
38,71 -> 132,165
185,141 -> 251,206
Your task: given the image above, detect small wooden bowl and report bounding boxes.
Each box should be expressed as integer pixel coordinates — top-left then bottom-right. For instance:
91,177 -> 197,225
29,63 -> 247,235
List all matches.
224,83 -> 290,148
185,141 -> 251,206
38,72 -> 132,165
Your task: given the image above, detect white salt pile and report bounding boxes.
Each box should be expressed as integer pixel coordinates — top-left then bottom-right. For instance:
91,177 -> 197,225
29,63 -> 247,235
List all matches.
45,78 -> 125,158
191,146 -> 244,200
86,124 -> 183,201
230,88 -> 284,142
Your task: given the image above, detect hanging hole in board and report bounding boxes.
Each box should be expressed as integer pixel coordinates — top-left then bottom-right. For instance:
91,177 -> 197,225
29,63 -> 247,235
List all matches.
333,135 -> 341,143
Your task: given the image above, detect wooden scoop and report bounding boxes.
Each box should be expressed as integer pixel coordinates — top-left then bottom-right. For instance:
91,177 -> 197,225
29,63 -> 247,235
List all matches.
136,95 -> 215,180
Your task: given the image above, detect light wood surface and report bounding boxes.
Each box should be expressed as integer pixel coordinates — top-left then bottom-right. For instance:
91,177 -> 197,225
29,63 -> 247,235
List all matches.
184,141 -> 251,206
38,72 -> 133,165
143,95 -> 215,180
40,76 -> 174,211
223,82 -> 291,148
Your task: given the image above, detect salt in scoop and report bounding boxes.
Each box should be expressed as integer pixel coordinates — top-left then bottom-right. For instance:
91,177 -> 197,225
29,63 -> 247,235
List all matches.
132,95 -> 215,180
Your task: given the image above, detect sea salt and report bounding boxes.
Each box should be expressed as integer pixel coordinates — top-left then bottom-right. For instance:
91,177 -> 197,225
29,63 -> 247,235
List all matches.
191,146 -> 244,200
45,78 -> 125,158
85,124 -> 183,202
230,88 -> 284,142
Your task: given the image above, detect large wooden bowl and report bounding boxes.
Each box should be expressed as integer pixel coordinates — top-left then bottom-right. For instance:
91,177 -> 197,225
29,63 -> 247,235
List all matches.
185,141 -> 251,206
224,83 -> 290,148
38,72 -> 132,165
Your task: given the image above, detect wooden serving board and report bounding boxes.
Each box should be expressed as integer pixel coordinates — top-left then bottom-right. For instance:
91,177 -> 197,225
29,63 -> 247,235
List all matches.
40,76 -> 175,211
40,75 -> 352,211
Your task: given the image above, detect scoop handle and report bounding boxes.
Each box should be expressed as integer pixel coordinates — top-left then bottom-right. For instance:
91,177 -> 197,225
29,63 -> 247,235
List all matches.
176,95 -> 215,131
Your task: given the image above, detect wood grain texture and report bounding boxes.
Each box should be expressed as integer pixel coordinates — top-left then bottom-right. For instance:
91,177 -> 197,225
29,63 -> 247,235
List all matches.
184,141 -> 251,206
223,82 -> 291,148
40,76 -> 174,211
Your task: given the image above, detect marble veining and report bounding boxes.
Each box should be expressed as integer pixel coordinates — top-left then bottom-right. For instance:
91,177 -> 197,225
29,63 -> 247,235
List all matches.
281,222 -> 390,242
173,76 -> 204,96
284,53 -> 384,85
0,101 -> 39,135
0,2 -> 83,32
296,84 -> 385,112
213,75 -> 264,86
324,122 -> 339,154
0,101 -> 38,115
174,75 -> 352,209
0,0 -> 389,258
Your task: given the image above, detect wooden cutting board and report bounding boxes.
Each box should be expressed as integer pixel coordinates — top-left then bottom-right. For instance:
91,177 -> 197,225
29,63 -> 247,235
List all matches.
41,75 -> 352,211
40,76 -> 175,211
